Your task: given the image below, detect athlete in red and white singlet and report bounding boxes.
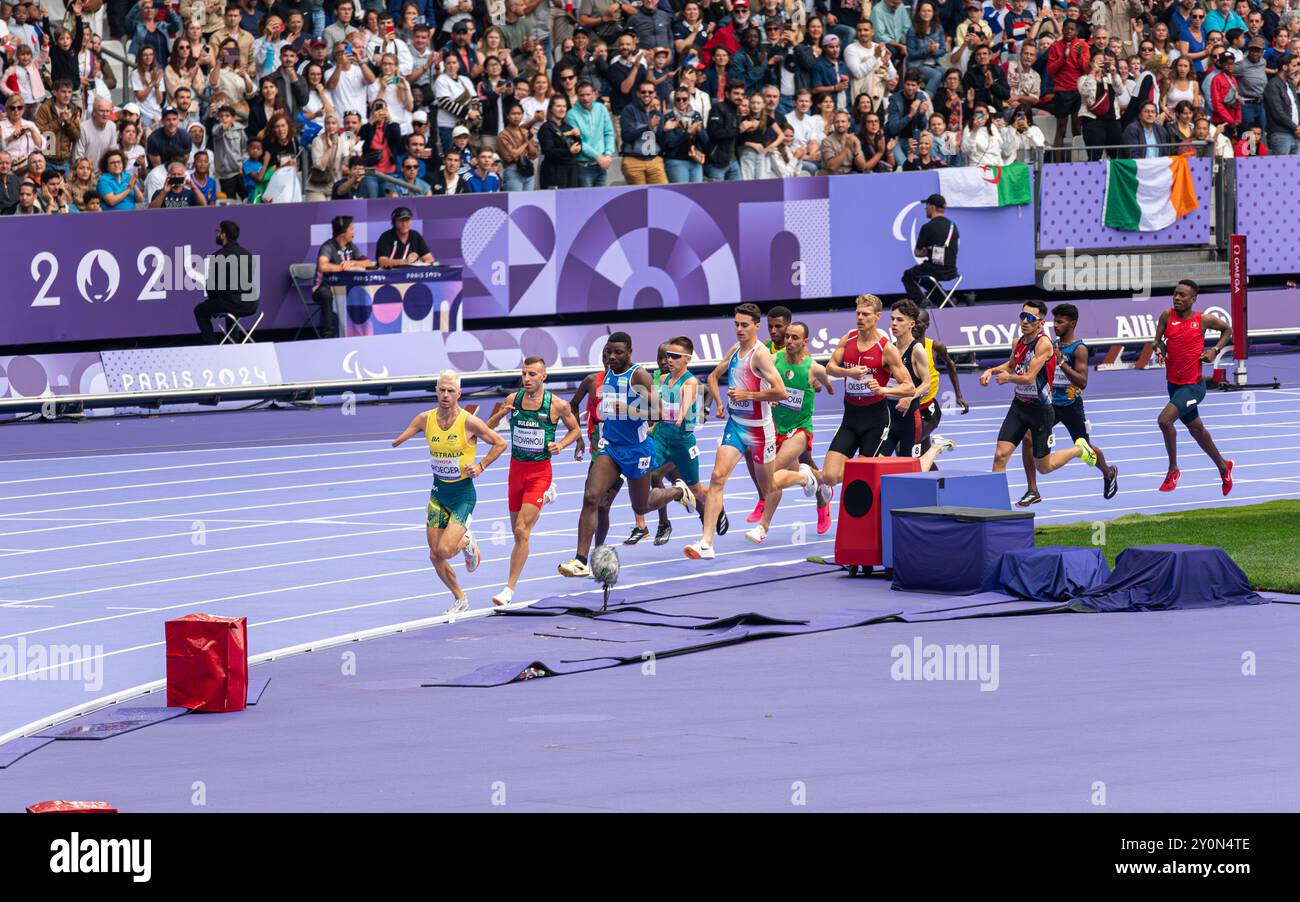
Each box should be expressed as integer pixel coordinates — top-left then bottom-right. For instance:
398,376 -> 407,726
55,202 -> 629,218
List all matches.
1152,280 -> 1234,494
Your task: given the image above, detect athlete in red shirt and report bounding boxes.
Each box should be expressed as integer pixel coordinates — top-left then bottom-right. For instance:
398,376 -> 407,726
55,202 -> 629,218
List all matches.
982,300 -> 1099,483
1152,279 -> 1234,495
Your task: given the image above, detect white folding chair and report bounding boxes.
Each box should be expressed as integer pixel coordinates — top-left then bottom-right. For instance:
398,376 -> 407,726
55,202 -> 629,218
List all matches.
920,273 -> 963,308
289,263 -> 321,339
219,311 -> 264,345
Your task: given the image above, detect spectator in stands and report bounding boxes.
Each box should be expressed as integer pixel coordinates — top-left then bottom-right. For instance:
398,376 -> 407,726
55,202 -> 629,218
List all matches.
150,159 -> 207,207
872,0 -> 913,66
539,94 -> 583,188
190,149 -> 218,203
430,147 -> 471,194
768,123 -> 806,177
166,34 -> 206,101
498,103 -> 540,191
1209,50 -> 1244,135
820,108 -> 870,173
466,148 -> 501,191
147,107 -> 193,166
961,101 -> 1005,164
620,80 -> 669,184
629,0 -> 674,50
1238,37 -> 1270,130
860,109 -> 897,170
2,43 -> 48,112
886,69 -> 932,166
1,96 -> 42,173
1168,98 -> 1198,144
0,150 -> 22,215
785,89 -> 824,174
1122,99 -> 1171,157
907,1 -> 946,95
33,79 -> 80,178
609,30 -> 651,117
75,98 -> 118,175
1047,18 -> 1089,157
433,50 -> 480,150
377,206 -> 436,267
97,147 -> 145,210
663,84 -> 707,183
12,179 -> 44,215
1003,104 -> 1047,160
902,193 -> 958,304
567,78 -> 616,186
813,33 -> 851,111
902,128 -> 946,168
40,168 -> 75,213
211,104 -> 249,199
68,156 -> 97,207
1007,41 -> 1042,116
1263,52 -> 1300,153
331,154 -> 369,199
1078,50 -> 1125,160
705,81 -> 744,179
964,41 -> 1011,113
131,44 -> 166,127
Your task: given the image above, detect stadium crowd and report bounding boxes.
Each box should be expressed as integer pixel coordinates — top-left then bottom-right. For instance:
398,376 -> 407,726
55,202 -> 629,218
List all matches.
0,0 -> 1298,213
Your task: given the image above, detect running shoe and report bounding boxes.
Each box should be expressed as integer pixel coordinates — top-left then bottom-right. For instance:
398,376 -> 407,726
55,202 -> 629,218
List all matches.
542,482 -> 558,505
747,501 -> 765,523
491,587 -> 514,607
818,482 -> 834,505
444,596 -> 469,615
745,524 -> 767,545
1075,437 -> 1097,467
1103,465 -> 1119,500
716,509 -> 730,536
1015,489 -> 1042,507
816,505 -> 832,534
929,434 -> 956,456
654,522 -> 673,546
1221,460 -> 1234,496
1158,468 -> 1180,492
683,542 -> 715,560
674,478 -> 697,513
462,531 -> 481,572
557,558 -> 592,577
798,463 -> 818,497
623,526 -> 650,545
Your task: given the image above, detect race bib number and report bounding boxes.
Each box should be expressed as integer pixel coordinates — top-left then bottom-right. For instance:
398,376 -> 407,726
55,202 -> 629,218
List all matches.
513,425 -> 545,452
779,386 -> 805,411
846,377 -> 871,396
637,456 -> 652,470
430,456 -> 462,479
911,443 -> 922,458
1046,433 -> 1056,448
688,444 -> 698,459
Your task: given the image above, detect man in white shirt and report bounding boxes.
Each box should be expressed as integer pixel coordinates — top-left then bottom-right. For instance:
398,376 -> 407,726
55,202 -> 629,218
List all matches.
326,42 -> 375,119
74,98 -> 118,175
844,20 -> 895,101
785,88 -> 823,173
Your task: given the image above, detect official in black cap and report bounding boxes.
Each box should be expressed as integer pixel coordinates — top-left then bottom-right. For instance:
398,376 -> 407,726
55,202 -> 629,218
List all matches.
376,206 -> 436,268
902,193 -> 961,306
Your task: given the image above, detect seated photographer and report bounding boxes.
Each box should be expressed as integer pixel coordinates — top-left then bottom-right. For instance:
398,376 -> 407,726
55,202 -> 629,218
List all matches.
375,207 -> 436,268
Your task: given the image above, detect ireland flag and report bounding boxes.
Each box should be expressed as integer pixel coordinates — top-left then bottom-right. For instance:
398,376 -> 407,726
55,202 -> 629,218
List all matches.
937,163 -> 1031,208
1103,156 -> 1200,232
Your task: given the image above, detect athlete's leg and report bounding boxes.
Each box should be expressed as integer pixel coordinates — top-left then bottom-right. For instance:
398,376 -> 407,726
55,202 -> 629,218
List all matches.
1186,416 -> 1228,472
1031,444 -> 1083,474
577,454 -> 622,560
428,523 -> 467,602
759,432 -> 810,531
1020,435 -> 1039,493
595,475 -> 622,546
505,504 -> 542,591
820,449 -> 848,486
1157,402 -> 1181,471
625,469 -> 686,515
991,440 -> 1018,473
697,443 -> 743,547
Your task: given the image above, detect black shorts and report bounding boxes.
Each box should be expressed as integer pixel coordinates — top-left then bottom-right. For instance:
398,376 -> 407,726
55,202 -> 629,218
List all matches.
998,401 -> 1056,459
1052,90 -> 1081,117
919,398 -> 942,448
1167,381 -> 1206,424
829,402 -> 892,458
1052,398 -> 1090,442
881,403 -> 924,458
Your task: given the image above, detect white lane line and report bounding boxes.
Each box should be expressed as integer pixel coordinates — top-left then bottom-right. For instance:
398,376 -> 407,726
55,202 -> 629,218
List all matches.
1035,488 -> 1292,520
104,607 -> 159,612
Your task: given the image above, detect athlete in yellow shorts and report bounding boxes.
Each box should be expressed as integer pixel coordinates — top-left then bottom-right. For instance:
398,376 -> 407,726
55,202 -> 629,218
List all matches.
392,370 -> 506,614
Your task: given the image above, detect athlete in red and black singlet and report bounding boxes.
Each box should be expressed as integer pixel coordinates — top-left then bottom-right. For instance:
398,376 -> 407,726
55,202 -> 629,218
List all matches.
996,331 -> 1058,460
1153,281 -> 1234,494
829,330 -> 894,457
881,338 -> 925,458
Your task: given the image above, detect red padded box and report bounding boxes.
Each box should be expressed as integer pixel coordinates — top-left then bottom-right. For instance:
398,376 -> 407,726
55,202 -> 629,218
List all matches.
834,457 -> 922,567
165,614 -> 248,712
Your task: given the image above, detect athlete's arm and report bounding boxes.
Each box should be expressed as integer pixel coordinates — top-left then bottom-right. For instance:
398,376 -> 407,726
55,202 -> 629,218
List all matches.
679,377 -> 700,428
872,343 -> 915,399
825,334 -> 862,379
1201,314 -> 1232,362
1152,309 -> 1170,365
1062,343 -> 1089,392
997,335 -> 1051,385
391,410 -> 428,447
707,346 -> 734,417
933,340 -> 969,413
811,361 -> 835,394
739,346 -> 788,403
908,343 -> 932,403
568,372 -> 597,458
462,414 -> 507,477
980,349 -> 1016,386
484,393 -> 515,430
550,396 -> 581,455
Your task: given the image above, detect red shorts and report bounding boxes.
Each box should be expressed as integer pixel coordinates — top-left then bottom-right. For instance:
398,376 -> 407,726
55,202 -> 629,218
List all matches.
508,458 -> 552,512
776,428 -> 813,452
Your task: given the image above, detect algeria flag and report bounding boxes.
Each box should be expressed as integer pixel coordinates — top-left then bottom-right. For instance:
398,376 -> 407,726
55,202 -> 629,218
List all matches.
1103,156 -> 1199,231
937,163 -> 1031,208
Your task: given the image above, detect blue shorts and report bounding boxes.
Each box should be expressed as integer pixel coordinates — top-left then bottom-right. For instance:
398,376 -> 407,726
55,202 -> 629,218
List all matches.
1167,381 -> 1206,424
721,417 -> 775,464
594,436 -> 655,480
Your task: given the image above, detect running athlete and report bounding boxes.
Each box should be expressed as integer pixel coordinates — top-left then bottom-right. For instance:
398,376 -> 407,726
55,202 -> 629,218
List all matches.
747,305 -> 793,524
982,300 -> 1098,485
880,300 -> 956,470
569,343 -> 623,549
485,357 -> 581,606
745,320 -> 836,544
560,333 -> 694,577
803,295 -> 915,494
1152,279 -> 1234,494
625,342 -> 673,546
913,309 -> 969,467
644,335 -> 717,542
685,303 -> 789,560
1017,304 -> 1119,506
392,370 -> 507,614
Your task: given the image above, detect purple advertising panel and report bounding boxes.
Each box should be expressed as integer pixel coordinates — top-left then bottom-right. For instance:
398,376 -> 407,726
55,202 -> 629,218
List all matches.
0,352 -> 106,400
324,266 -> 464,336
1038,158 -> 1213,250
1234,157 -> 1300,277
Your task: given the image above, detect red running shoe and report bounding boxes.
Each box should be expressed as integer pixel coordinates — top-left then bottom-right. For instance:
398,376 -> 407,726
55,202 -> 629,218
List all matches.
1221,460 -> 1234,496
1158,468 -> 1181,492
816,505 -> 832,534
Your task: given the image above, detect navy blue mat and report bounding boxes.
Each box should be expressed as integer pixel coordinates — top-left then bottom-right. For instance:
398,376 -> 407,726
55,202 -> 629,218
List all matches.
33,706 -> 189,740
1070,545 -> 1266,612
995,546 -> 1112,602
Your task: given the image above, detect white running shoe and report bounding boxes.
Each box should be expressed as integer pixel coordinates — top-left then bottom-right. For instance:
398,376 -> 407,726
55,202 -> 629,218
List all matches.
798,463 -> 818,498
683,542 -> 715,560
558,558 -> 592,577
745,524 -> 767,545
542,482 -> 558,505
462,531 -> 481,572
444,596 -> 469,615
492,586 -> 515,607
818,482 -> 834,505
930,434 -> 956,456
673,478 -> 697,513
